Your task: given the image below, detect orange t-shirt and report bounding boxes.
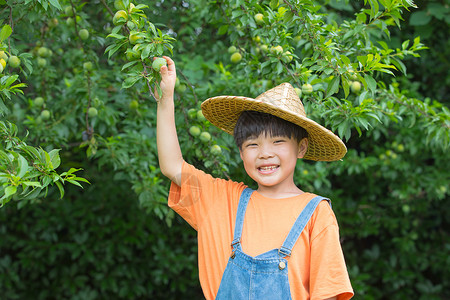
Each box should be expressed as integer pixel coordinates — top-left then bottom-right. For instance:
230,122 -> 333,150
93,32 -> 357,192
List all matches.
168,161 -> 354,300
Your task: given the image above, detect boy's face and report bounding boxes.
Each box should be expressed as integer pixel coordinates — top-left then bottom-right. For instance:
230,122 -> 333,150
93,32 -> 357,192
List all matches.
239,133 -> 308,195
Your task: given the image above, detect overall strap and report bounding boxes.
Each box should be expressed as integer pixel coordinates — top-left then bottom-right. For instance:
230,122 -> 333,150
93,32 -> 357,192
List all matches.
278,196 -> 331,258
231,188 -> 254,250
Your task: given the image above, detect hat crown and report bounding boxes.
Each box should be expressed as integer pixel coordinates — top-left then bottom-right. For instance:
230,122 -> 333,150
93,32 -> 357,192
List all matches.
255,83 -> 306,117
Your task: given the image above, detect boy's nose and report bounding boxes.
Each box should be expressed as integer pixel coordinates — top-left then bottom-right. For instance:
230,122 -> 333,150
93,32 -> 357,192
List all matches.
258,144 -> 275,158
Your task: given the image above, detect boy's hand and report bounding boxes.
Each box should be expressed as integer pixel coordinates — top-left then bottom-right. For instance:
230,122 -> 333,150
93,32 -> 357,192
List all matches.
155,56 -> 176,102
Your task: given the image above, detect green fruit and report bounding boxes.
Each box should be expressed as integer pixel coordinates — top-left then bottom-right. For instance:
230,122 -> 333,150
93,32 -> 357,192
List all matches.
210,145 -> 222,155
129,100 -> 139,110
41,110 -> 50,120
152,57 -> 167,72
397,144 -> 404,152
189,126 -> 201,137
126,49 -> 135,61
34,97 -> 44,106
228,46 -> 237,54
199,131 -> 211,143
0,51 -> 8,62
49,18 -> 59,28
271,45 -> 283,55
294,88 -> 302,98
88,107 -> 98,118
0,64 -> 3,73
253,36 -> 261,43
9,56 -> 21,68
64,5 -> 73,16
302,83 -> 313,95
402,204 -> 410,214
79,29 -> 89,40
281,51 -> 293,63
230,52 -> 242,63
128,31 -> 141,44
37,58 -> 47,67
113,10 -> 128,26
66,17 -> 74,26
254,13 -> 264,25
114,0 -> 126,10
37,47 -> 49,57
197,110 -> 206,122
126,48 -> 140,61
348,69 -> 358,81
260,44 -> 268,53
187,108 -> 197,119
176,83 -> 187,93
350,81 -> 361,94
0,58 -> 6,69
83,61 -> 93,71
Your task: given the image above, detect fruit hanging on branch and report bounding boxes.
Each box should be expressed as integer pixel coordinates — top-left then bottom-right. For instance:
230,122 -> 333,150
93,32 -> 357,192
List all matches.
105,1 -> 175,102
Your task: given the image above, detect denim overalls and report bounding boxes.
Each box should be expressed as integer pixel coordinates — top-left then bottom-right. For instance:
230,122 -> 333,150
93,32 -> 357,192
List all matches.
216,188 -> 330,299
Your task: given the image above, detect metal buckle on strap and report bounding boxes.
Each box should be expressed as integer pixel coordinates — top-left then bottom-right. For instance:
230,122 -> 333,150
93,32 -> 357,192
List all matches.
231,239 -> 240,248
278,247 -> 291,258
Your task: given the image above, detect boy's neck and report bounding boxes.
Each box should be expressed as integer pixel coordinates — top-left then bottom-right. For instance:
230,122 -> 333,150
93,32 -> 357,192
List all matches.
256,185 -> 305,199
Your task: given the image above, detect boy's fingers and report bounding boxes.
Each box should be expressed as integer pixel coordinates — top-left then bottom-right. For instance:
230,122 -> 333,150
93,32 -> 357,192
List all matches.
162,56 -> 176,72
160,65 -> 168,75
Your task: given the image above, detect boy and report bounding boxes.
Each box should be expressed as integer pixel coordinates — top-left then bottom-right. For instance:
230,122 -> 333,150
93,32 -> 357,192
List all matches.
156,56 -> 354,300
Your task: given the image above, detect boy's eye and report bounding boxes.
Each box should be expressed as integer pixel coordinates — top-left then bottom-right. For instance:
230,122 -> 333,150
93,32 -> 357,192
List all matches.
274,139 -> 285,144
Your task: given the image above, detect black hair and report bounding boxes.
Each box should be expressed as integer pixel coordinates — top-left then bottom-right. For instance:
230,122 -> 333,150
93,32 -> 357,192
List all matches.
233,111 -> 308,149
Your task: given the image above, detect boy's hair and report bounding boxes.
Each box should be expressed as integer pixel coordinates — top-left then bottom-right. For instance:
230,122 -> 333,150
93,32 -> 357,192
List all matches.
233,110 -> 309,149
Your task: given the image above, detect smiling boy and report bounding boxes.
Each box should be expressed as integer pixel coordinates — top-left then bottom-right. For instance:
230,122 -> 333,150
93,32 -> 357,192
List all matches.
156,56 -> 353,300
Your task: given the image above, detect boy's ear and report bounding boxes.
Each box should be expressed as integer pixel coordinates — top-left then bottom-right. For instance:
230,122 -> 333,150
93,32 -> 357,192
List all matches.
297,138 -> 308,158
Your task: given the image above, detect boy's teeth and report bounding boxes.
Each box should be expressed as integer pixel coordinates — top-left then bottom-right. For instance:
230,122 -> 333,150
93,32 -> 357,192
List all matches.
260,166 -> 277,170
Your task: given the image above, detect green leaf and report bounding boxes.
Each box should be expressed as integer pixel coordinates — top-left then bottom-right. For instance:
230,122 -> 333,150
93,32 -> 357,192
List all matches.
218,25 -> 228,35
121,60 -> 139,71
357,55 -> 368,66
342,77 -> 350,99
3,185 -> 17,199
66,179 -> 83,188
141,44 -> 153,60
17,154 -> 29,178
122,75 -> 141,89
55,181 -> 64,199
327,76 -> 340,96
0,24 -> 12,42
48,149 -> 61,169
364,74 -> 377,94
409,11 -> 431,26
22,181 -> 42,188
47,0 -> 62,10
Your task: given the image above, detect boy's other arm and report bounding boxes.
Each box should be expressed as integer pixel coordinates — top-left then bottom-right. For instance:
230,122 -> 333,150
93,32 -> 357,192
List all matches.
156,56 -> 183,186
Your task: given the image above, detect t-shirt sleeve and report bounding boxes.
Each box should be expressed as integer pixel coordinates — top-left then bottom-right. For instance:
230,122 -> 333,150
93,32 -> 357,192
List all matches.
309,201 -> 354,300
168,161 -> 246,231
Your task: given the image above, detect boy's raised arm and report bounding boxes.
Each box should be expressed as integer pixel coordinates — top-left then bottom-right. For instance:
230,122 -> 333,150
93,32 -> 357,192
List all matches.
156,56 -> 183,186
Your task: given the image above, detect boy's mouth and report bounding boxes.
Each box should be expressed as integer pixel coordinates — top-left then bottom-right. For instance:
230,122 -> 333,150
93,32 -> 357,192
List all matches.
258,165 -> 279,173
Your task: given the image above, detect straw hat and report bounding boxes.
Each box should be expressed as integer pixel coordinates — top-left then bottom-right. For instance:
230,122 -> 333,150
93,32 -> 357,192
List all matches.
201,82 -> 347,161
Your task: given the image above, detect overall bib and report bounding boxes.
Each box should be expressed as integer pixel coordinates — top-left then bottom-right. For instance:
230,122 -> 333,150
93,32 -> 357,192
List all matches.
216,188 -> 330,300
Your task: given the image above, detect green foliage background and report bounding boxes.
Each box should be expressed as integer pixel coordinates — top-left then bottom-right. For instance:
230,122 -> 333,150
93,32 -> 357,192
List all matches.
0,0 -> 449,299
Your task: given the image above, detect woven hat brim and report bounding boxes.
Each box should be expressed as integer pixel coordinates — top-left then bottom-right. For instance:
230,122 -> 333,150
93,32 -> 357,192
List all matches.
201,96 -> 347,161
